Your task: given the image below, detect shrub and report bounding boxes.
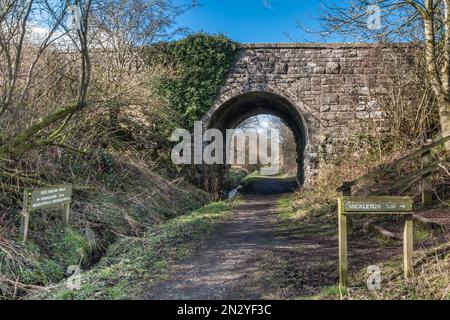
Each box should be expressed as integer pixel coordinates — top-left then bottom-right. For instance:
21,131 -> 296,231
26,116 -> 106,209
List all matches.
150,33 -> 239,128
46,225 -> 90,268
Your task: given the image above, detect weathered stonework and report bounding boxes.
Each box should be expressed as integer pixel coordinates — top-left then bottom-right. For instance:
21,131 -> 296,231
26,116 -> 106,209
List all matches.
202,43 -> 416,186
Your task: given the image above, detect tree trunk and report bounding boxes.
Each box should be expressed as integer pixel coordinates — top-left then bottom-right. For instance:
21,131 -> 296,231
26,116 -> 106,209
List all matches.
0,102 -> 81,158
439,98 -> 450,150
423,2 -> 450,150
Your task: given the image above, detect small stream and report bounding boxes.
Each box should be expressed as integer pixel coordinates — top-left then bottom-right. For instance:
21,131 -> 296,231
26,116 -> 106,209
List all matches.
227,185 -> 242,199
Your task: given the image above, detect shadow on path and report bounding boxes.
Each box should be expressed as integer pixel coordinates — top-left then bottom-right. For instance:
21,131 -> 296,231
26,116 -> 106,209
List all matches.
240,176 -> 298,195
142,179 -> 338,300
143,177 -> 411,300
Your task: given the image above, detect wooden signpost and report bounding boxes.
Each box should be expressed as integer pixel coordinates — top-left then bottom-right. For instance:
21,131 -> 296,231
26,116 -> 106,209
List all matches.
338,196 -> 414,288
21,184 -> 73,243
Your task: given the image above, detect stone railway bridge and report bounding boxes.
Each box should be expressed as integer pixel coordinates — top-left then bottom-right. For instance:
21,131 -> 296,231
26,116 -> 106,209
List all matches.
199,43 -> 416,190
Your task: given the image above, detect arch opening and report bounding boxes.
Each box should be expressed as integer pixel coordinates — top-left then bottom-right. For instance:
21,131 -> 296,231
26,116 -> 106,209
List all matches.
204,91 -> 309,194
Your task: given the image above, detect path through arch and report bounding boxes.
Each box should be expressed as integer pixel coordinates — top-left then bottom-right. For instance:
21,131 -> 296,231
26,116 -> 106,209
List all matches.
201,91 -> 313,192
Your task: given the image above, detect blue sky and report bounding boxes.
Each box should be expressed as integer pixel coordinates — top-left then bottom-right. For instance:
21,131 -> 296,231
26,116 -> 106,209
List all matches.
173,0 -> 331,43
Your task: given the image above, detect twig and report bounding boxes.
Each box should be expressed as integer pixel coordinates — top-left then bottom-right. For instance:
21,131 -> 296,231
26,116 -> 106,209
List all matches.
52,143 -> 90,155
433,189 -> 450,207
441,284 -> 450,300
0,275 -> 48,291
438,163 -> 450,176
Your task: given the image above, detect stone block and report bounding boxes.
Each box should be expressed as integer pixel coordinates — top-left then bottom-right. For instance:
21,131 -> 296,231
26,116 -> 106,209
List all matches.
326,61 -> 341,74
297,78 -> 311,91
274,62 -> 288,74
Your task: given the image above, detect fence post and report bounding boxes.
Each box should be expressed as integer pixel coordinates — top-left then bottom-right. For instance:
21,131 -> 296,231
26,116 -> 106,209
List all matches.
421,150 -> 432,206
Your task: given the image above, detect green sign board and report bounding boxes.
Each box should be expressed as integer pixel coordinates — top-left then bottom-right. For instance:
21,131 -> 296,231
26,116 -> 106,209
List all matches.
28,184 -> 72,210
21,184 -> 73,243
341,196 -> 413,213
337,195 -> 415,288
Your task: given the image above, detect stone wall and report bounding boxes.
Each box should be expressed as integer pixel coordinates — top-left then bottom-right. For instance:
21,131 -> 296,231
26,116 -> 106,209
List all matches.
204,43 -> 416,182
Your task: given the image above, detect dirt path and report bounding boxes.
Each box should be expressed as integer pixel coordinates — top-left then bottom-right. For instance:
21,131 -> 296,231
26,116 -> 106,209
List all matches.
143,178 -> 415,300
143,185 -> 340,300
143,194 -> 288,299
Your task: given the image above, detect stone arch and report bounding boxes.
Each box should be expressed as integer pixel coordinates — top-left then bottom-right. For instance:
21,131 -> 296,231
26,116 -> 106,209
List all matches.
202,87 -> 316,187
204,85 -> 316,131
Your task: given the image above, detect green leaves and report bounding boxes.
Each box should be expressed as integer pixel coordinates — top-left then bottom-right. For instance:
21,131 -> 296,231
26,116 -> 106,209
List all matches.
152,33 -> 239,128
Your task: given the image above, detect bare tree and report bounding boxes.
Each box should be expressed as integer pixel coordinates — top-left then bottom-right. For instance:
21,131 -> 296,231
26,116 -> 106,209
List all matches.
0,0 -> 92,158
0,0 -> 184,160
317,0 -> 450,149
88,0 -> 185,131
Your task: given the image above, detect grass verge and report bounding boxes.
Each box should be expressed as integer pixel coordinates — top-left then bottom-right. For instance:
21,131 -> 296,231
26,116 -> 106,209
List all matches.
277,191 -> 337,238
241,172 -> 296,186
278,188 -> 450,300
31,199 -> 237,300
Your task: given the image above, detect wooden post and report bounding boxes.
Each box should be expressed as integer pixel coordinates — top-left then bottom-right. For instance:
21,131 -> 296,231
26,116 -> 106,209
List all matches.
421,150 -> 432,206
338,198 -> 348,288
403,214 -> 414,279
63,203 -> 70,225
20,190 -> 30,244
342,182 -> 354,234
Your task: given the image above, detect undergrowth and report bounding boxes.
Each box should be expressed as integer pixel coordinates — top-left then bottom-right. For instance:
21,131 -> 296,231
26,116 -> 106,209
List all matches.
33,199 -> 236,300
280,122 -> 450,300
0,151 -> 209,299
347,243 -> 450,300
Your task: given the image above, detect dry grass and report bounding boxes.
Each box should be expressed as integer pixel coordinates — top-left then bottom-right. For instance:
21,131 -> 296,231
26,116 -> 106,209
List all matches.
0,151 -> 209,299
0,93 -> 209,300
346,243 -> 450,300
284,121 -> 450,300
